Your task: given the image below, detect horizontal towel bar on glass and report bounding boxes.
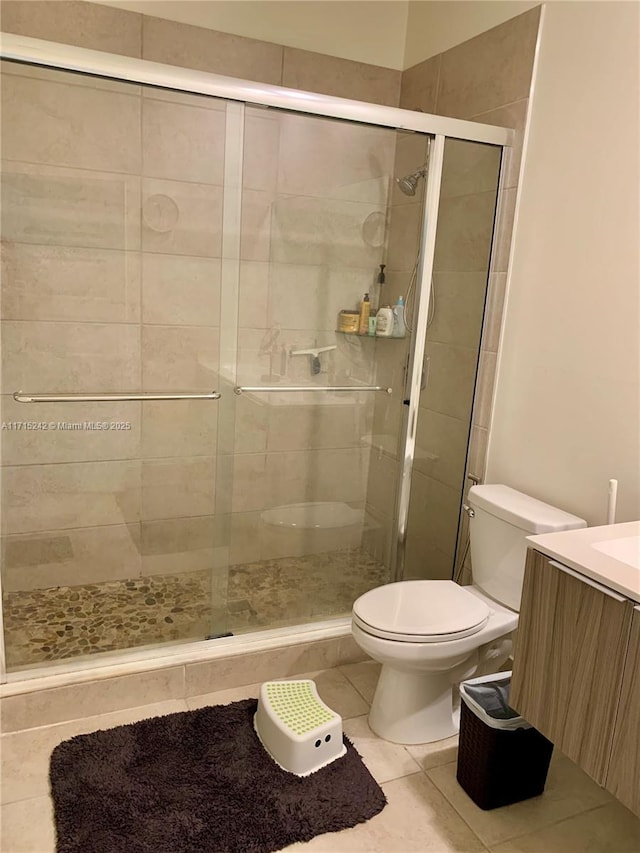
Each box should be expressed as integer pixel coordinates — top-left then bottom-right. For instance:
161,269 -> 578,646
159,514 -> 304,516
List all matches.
234,385 -> 392,395
13,391 -> 222,403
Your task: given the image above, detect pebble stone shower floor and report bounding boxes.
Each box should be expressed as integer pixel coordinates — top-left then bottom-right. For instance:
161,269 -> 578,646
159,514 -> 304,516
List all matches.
3,548 -> 388,669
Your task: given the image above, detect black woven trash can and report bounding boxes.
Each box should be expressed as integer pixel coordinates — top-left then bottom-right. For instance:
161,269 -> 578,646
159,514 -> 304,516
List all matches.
456,671 -> 554,810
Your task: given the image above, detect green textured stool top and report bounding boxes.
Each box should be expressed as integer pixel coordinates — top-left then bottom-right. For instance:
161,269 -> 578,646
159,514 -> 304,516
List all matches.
265,680 -> 336,736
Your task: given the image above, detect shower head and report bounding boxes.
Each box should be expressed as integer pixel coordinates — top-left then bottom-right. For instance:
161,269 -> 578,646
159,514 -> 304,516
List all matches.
395,165 -> 428,196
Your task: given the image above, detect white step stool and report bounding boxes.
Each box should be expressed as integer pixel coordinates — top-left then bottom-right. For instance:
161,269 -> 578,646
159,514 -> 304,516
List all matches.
254,679 -> 346,776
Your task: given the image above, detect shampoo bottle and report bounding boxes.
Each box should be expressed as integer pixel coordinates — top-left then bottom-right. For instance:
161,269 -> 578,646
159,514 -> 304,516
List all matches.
358,292 -> 370,335
392,296 -> 407,338
375,306 -> 394,337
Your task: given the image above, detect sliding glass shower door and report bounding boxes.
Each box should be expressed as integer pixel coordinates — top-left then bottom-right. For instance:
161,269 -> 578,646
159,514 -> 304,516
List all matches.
0,63 -> 233,668
0,59 -> 431,670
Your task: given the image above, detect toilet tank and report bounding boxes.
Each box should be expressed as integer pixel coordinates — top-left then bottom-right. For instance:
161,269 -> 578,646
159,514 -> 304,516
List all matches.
468,485 -> 586,611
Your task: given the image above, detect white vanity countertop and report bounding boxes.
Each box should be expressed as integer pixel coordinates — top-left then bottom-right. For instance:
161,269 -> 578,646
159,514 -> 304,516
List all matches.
527,520 -> 640,603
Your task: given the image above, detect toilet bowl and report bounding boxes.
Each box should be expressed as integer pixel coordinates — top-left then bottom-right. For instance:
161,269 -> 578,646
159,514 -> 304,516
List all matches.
352,581 -> 518,743
351,484 -> 587,745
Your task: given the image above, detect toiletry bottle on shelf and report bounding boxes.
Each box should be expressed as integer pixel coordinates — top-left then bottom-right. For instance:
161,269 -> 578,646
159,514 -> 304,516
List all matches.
392,296 -> 407,338
368,314 -> 377,336
375,306 -> 394,337
358,292 -> 370,335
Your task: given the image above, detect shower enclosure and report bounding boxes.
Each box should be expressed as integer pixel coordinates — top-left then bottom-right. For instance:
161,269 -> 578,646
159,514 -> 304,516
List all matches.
0,34 -> 508,677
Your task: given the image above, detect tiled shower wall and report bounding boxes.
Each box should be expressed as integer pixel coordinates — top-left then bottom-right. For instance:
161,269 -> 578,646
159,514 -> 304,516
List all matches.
400,6 -> 541,488
0,1 -> 540,594
0,1 -> 402,600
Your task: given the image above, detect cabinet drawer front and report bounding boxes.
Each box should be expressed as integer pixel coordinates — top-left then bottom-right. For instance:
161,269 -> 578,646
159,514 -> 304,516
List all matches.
606,606 -> 640,816
511,549 -> 632,784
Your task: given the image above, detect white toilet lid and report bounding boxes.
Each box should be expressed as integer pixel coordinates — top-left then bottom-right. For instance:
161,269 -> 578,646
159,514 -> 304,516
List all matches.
352,581 -> 491,643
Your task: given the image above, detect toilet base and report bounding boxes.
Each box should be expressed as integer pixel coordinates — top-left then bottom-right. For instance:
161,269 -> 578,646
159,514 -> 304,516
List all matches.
368,664 -> 458,744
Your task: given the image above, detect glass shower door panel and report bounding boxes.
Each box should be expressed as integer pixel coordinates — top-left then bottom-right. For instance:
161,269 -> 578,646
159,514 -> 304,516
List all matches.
0,63 -> 231,670
226,108 -> 425,632
403,139 -> 502,580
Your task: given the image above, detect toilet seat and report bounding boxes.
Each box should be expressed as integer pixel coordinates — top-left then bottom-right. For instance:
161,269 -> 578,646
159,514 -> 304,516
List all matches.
352,580 -> 490,643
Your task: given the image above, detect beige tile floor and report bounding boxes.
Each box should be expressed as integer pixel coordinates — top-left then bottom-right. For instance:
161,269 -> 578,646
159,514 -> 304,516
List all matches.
1,661 -> 639,853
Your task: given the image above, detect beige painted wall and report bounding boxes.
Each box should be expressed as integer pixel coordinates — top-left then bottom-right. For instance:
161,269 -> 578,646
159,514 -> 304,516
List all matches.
487,1 -> 640,524
404,0 -> 539,68
88,0 -> 410,69
90,0 -> 543,69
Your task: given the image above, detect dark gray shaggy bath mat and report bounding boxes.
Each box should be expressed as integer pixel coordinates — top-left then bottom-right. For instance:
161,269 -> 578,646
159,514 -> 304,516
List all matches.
49,698 -> 386,853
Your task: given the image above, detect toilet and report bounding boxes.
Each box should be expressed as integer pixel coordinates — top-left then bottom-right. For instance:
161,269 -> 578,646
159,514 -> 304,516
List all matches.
351,484 -> 586,744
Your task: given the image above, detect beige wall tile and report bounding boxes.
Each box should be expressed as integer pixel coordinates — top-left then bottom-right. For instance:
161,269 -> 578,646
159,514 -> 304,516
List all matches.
436,8 -> 540,119
184,639 -> 339,696
422,341 -> 478,420
266,402 -> 362,452
282,47 -> 400,107
471,99 -> 529,188
271,197 -> 385,272
404,473 -> 460,575
240,189 -> 273,262
142,254 -> 221,326
0,58 -> 139,95
231,453 -> 268,513
228,510 -> 262,564
434,191 -> 498,273
2,74 -> 141,174
400,55 -> 441,112
2,321 -> 141,394
414,409 -> 468,488
2,522 -> 142,591
440,138 -> 502,200
1,243 -> 140,323
2,165 -> 141,251
142,179 -> 223,258
268,263 -> 371,331
140,515 -> 217,575
142,97 -> 226,184
229,395 -> 268,454
141,399 -> 217,459
386,202 -> 423,272
2,460 -> 141,535
391,132 -> 430,207
142,325 -> 219,391
474,350 -> 497,430
0,397 -> 141,465
0,700 -> 186,805
482,272 -> 507,353
467,426 -> 489,481
276,113 -> 394,203
492,187 -> 517,273
142,457 -> 216,522
363,451 -> 398,521
428,272 -> 487,350
0,666 -> 184,731
244,110 -> 280,194
0,0 -> 142,57
238,261 -> 269,329
336,635 -> 370,666
142,15 -> 283,84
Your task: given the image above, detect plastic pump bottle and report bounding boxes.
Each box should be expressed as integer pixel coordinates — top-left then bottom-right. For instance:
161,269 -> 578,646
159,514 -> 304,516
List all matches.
392,296 -> 407,338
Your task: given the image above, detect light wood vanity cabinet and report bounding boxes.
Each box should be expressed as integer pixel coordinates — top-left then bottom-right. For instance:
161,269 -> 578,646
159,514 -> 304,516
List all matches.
511,549 -> 639,816
605,605 -> 640,815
